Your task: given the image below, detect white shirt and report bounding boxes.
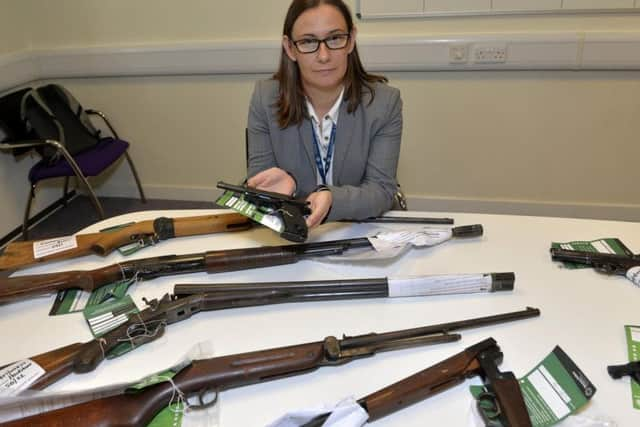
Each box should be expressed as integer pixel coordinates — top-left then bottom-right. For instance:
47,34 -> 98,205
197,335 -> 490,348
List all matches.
305,87 -> 344,186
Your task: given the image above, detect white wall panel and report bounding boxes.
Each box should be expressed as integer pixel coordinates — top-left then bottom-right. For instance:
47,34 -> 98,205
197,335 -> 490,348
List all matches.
426,0 -> 491,12
492,0 -> 561,11
360,0 -> 423,15
562,0 -> 634,9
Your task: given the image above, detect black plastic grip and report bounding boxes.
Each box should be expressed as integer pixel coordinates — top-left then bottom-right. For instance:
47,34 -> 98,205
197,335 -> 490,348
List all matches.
451,224 -> 483,238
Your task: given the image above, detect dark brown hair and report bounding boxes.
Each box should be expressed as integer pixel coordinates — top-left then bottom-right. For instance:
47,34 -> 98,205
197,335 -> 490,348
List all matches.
274,0 -> 387,128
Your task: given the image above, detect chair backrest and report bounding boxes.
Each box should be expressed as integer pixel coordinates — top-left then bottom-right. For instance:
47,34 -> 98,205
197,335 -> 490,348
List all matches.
0,87 -> 34,156
21,84 -> 101,163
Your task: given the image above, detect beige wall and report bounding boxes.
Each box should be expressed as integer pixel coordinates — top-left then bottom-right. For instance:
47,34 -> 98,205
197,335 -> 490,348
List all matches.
1,1 -> 639,238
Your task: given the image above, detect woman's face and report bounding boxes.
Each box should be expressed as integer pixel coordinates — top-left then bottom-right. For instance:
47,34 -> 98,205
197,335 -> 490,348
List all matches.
283,4 -> 356,94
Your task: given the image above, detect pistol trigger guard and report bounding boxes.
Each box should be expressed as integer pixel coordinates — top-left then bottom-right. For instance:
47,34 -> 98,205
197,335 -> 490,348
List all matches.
476,390 -> 501,421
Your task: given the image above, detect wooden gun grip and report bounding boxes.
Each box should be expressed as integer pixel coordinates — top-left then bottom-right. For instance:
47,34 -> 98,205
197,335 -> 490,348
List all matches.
491,375 -> 532,427
11,342 -> 86,390
0,271 -> 95,303
205,246 -> 298,273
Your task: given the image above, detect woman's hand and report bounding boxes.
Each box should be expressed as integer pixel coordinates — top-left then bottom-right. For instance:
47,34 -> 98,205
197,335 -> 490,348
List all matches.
305,190 -> 332,229
247,167 -> 296,196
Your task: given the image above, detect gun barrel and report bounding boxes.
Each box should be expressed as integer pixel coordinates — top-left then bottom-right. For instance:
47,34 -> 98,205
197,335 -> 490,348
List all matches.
340,307 -> 540,349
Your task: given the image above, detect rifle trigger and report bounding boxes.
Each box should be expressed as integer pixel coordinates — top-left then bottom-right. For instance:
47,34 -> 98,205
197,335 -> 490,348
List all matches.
186,387 -> 219,410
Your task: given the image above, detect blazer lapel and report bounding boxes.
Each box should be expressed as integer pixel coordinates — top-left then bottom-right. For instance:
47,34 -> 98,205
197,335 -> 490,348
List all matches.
298,119 -> 317,174
332,101 -> 355,183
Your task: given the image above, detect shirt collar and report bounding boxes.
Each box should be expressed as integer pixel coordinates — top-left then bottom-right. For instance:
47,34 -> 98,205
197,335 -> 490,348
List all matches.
305,86 -> 344,125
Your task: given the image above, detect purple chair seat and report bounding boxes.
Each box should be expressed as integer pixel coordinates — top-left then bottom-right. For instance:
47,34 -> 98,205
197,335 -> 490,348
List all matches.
29,137 -> 130,184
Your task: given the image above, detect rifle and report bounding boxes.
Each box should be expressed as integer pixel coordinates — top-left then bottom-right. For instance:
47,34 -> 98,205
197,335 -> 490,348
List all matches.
343,216 -> 454,225
302,337 -> 531,427
0,225 -> 483,304
607,361 -> 640,384
2,308 -> 540,426
173,272 -> 515,299
0,212 -> 251,271
549,248 -> 640,285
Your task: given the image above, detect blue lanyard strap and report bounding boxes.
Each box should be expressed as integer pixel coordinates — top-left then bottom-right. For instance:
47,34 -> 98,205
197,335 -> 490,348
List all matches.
310,122 -> 337,186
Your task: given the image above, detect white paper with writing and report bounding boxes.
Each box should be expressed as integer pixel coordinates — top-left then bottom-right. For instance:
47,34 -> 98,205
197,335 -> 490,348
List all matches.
0,360 -> 45,397
626,266 -> 640,287
388,274 -> 492,297
319,228 -> 454,262
267,397 -> 368,427
33,236 -> 78,259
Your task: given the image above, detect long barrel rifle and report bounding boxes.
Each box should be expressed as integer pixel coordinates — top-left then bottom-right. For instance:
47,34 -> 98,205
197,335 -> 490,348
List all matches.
0,212 -> 251,271
0,225 -> 483,304
1,308 -> 540,426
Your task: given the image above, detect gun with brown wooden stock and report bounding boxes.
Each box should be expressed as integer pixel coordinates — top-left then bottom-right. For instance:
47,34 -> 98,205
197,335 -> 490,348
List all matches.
0,212 -> 251,271
302,337 -> 532,427
1,307 -> 539,397
0,225 -> 483,304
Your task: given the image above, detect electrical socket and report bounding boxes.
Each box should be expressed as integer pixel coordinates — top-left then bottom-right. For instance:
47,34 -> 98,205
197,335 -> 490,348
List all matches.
473,44 -> 507,64
449,44 -> 469,64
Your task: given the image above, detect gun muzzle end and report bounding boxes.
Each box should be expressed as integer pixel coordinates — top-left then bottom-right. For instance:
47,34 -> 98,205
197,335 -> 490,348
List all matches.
452,224 -> 483,238
490,272 -> 515,292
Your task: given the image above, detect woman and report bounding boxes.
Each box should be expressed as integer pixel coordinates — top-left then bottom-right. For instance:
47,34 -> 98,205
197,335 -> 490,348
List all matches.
247,0 -> 402,228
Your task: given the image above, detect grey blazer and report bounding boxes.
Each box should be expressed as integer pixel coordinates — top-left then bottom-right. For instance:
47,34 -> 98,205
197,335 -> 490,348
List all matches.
247,79 -> 402,221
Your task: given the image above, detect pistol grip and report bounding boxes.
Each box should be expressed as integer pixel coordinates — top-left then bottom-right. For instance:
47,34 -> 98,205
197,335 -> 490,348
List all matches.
279,203 -> 309,243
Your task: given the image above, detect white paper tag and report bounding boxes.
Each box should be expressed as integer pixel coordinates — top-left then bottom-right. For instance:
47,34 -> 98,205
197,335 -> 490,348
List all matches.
372,228 -> 452,249
267,397 -> 368,427
33,236 -> 78,259
0,360 -> 45,396
626,266 -> 640,287
388,274 -> 492,297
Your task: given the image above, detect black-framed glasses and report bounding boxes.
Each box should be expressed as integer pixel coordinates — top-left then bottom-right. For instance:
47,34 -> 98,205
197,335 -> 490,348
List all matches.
292,33 -> 350,54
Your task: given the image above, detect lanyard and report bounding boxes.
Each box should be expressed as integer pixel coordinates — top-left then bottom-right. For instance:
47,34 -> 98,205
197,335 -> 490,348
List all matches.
310,122 -> 337,185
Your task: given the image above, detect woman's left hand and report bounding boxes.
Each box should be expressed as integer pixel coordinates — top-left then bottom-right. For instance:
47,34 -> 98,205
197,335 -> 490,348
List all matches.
305,190 -> 332,228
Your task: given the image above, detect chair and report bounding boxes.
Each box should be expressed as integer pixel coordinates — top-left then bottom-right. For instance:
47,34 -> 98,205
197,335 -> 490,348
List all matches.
0,86 -> 146,239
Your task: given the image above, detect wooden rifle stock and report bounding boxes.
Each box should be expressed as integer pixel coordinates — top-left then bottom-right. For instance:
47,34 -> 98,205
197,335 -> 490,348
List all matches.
0,212 -> 250,271
4,341 -> 327,427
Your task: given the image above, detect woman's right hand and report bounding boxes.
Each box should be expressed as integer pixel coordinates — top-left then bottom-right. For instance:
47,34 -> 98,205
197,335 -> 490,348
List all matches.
247,167 -> 296,196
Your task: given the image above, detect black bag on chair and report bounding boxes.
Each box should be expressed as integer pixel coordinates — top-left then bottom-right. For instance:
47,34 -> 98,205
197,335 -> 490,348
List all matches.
21,84 -> 101,163
0,87 -> 34,156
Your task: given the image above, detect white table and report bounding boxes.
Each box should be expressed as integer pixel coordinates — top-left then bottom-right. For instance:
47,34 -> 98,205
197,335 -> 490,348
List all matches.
1,210 -> 639,426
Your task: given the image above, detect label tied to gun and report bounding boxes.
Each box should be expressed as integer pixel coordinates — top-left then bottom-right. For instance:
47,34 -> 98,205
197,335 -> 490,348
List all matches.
388,274 -> 492,297
626,267 -> 640,287
216,191 -> 284,232
624,325 -> 640,410
0,359 -> 45,396
33,236 -> 78,259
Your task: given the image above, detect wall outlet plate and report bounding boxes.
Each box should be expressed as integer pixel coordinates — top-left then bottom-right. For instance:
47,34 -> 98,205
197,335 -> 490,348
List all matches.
473,43 -> 507,63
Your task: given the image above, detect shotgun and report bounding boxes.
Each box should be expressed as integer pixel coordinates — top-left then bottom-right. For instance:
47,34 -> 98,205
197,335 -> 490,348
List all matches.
300,337 -> 532,427
1,308 -> 540,426
0,212 -> 251,271
173,272 -> 515,298
0,225 -> 483,304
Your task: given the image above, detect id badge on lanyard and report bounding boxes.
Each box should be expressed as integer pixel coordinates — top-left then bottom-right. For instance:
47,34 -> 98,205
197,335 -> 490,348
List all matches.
311,123 -> 337,185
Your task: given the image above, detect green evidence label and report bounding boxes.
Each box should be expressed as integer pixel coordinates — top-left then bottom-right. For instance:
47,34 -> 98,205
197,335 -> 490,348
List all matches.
471,346 -> 595,427
625,325 -> 640,410
216,190 -> 284,233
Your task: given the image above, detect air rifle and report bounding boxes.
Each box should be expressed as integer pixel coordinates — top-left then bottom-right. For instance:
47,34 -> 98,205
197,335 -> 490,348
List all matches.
0,212 -> 251,271
549,248 -> 640,286
301,337 -> 532,427
1,308 -> 539,426
0,225 -> 483,304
